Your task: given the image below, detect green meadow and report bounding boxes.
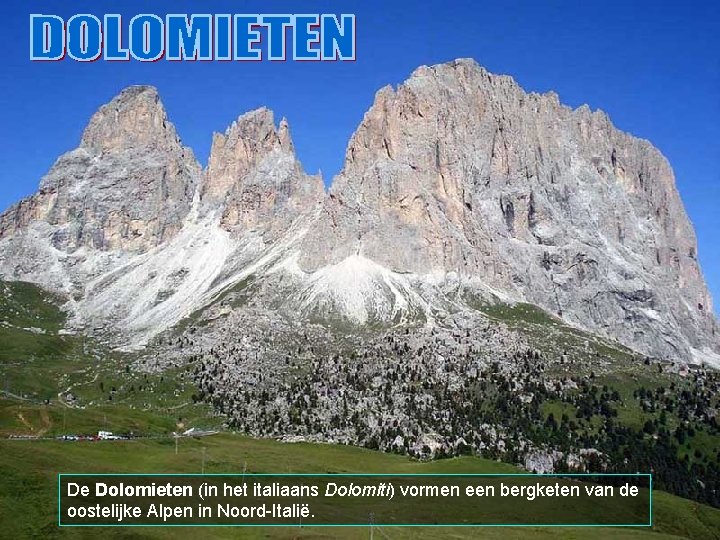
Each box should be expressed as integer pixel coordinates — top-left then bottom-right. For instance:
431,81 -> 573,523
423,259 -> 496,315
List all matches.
1,434 -> 719,539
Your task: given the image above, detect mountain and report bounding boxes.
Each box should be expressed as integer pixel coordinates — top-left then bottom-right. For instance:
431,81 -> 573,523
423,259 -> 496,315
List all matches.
0,86 -> 200,291
204,107 -> 324,238
299,59 -> 718,362
0,60 -> 717,365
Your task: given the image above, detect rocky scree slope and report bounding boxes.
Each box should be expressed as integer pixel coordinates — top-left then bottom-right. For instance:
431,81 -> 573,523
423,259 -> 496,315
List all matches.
0,59 -> 717,364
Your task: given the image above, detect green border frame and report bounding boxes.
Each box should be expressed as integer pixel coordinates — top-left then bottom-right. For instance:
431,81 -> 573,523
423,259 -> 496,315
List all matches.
58,472 -> 653,528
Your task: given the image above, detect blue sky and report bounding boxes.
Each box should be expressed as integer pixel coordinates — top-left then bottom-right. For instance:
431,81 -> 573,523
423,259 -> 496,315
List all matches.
1,1 -> 718,310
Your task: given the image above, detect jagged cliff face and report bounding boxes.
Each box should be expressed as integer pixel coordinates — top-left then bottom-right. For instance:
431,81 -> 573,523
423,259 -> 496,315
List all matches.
0,87 -> 200,253
204,108 -> 324,240
298,59 -> 716,360
0,88 -> 322,299
0,61 -> 716,363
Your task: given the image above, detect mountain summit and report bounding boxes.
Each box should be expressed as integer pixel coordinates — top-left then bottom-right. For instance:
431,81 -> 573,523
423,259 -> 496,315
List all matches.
0,85 -> 200,251
0,60 -> 717,364
204,107 -> 324,239
300,58 -> 717,361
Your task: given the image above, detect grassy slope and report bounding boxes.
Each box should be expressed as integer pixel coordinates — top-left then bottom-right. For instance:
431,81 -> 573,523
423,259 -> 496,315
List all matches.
1,434 -> 719,539
0,280 -> 218,433
0,281 -> 85,401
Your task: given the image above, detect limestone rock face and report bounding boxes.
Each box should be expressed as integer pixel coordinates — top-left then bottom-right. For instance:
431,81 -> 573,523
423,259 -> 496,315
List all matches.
299,59 -> 717,359
203,108 -> 324,240
202,108 -> 324,241
0,86 -> 200,253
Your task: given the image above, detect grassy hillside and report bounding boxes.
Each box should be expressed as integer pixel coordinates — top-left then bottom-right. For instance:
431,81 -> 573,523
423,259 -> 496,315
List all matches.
0,280 -> 218,432
1,434 -> 719,539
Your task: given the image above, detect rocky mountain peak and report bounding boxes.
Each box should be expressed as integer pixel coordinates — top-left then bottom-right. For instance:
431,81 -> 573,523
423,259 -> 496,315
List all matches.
79,85 -> 184,156
0,85 -> 200,270
203,108 -> 323,238
278,117 -> 294,153
203,108 -> 297,202
0,63 -> 716,364
300,58 -> 717,361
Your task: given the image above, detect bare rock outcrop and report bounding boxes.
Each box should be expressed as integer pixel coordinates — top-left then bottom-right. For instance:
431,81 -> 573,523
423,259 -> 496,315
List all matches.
203,108 -> 324,241
299,59 -> 717,360
0,86 -> 200,254
0,62 -> 716,362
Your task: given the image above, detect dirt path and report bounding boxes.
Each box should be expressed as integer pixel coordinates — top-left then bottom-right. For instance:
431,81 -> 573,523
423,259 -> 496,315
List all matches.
38,407 -> 51,435
16,411 -> 34,432
15,407 -> 52,436
1,389 -> 32,402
